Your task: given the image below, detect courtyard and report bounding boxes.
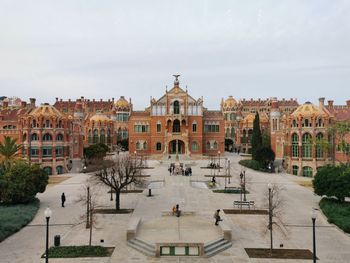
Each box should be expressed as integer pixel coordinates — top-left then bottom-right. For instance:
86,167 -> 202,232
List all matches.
0,153 -> 349,263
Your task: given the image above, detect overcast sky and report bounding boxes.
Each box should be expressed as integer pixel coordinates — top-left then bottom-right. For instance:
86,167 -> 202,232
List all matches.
1,0 -> 350,110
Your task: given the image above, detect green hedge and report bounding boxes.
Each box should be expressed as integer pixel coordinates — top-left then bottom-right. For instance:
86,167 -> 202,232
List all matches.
239,159 -> 268,172
0,198 -> 39,242
213,188 -> 250,194
44,246 -> 111,258
319,198 -> 350,233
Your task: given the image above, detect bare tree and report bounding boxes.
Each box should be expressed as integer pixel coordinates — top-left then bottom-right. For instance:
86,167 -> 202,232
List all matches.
263,184 -> 287,254
93,154 -> 143,210
76,185 -> 99,246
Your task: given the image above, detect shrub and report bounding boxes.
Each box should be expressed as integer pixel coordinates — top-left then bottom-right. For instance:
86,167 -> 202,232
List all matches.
313,165 -> 350,202
2,162 -> 48,204
84,144 -> 109,163
319,198 -> 350,233
0,198 -> 39,241
239,159 -> 266,171
255,146 -> 275,167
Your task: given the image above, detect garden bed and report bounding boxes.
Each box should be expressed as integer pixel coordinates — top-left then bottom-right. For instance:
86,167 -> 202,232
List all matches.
0,198 -> 40,242
213,188 -> 249,194
93,208 -> 134,214
42,246 -> 114,258
239,159 -> 270,172
319,197 -> 350,233
245,248 -> 315,259
108,190 -> 144,194
223,209 -> 268,215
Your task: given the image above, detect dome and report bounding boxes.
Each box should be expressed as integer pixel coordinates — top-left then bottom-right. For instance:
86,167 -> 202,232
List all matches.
29,104 -> 63,118
115,96 -> 129,109
90,112 -> 110,122
223,96 -> 237,109
291,102 -> 327,117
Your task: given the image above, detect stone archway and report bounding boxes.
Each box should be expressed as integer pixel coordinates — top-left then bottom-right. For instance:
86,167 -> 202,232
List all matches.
169,140 -> 185,154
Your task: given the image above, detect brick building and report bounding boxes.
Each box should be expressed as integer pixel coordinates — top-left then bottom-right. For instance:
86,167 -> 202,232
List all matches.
128,76 -> 225,157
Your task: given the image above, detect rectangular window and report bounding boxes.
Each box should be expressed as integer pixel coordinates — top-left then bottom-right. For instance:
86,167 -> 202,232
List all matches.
30,148 -> 39,157
56,147 -> 63,157
43,147 -> 52,157
157,123 -> 161,133
192,123 -> 197,132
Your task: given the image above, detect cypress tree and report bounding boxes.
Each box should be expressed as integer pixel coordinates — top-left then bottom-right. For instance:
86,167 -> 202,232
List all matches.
251,112 -> 262,160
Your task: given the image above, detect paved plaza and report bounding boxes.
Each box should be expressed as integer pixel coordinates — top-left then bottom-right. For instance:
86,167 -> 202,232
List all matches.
0,153 -> 349,263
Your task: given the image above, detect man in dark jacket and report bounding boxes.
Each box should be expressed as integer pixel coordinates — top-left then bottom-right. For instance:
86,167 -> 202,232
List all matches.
61,193 -> 66,207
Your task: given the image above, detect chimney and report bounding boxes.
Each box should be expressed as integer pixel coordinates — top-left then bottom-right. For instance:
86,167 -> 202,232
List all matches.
29,98 -> 36,107
346,100 -> 350,108
21,101 -> 27,108
319,97 -> 325,108
328,100 -> 334,109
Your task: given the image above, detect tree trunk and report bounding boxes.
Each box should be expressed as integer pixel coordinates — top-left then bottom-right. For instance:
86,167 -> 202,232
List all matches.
89,207 -> 93,246
115,191 -> 120,210
86,187 -> 90,229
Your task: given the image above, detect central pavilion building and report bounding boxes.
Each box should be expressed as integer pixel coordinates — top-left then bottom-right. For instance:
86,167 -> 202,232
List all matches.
128,76 -> 225,157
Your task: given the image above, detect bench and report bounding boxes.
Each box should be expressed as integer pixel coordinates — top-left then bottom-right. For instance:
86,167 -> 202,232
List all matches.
233,201 -> 255,209
126,217 -> 141,241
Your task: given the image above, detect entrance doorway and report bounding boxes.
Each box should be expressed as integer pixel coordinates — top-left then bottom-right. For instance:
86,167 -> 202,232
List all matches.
169,140 -> 185,154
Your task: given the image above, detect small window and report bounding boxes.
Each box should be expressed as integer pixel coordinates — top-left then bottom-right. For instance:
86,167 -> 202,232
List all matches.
157,123 -> 161,133
292,165 -> 299,175
156,142 -> 162,151
192,141 -> 198,151
192,123 -> 197,132
43,133 -> 52,141
56,134 -> 63,141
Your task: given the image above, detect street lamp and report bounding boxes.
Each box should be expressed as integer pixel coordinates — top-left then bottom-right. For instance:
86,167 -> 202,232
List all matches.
311,209 -> 317,263
218,150 -> 221,172
44,207 -> 52,263
268,183 -> 273,255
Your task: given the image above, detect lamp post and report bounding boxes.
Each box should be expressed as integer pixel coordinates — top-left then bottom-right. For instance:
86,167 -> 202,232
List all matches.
268,183 -> 273,255
311,209 -> 317,263
243,170 -> 246,201
110,186 -> 113,201
218,150 -> 221,172
44,207 -> 52,263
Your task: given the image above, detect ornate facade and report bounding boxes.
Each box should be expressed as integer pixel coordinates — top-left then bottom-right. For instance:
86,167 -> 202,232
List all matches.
1,77 -> 349,177
128,76 -> 225,156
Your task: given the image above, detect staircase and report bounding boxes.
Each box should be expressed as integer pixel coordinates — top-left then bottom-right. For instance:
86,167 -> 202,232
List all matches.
127,238 -> 156,256
204,238 -> 232,257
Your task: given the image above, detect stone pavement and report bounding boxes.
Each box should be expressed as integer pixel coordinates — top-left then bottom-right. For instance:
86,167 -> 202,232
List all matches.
0,153 -> 349,263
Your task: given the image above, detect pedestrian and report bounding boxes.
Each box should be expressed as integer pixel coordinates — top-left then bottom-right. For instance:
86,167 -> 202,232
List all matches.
172,205 -> 177,216
211,176 -> 216,184
176,204 -> 181,217
61,192 -> 66,207
214,209 -> 222,225
189,167 -> 192,176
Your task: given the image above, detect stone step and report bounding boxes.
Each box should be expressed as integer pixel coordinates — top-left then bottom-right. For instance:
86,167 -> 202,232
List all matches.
204,238 -> 225,250
127,239 -> 156,256
204,239 -> 232,257
134,238 -> 155,250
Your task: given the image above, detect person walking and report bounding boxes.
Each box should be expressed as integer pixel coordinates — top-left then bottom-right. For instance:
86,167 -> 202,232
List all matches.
61,192 -> 66,207
214,209 -> 222,225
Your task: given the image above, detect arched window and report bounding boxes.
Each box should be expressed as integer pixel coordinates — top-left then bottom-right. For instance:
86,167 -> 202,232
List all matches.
107,129 -> 111,144
317,118 -> 323,127
231,128 -> 235,138
303,119 -> 311,127
45,120 -> 50,128
173,100 -> 180,114
302,133 -> 312,158
93,129 -> 98,144
57,120 -> 62,128
136,141 -> 141,150
43,133 -> 52,141
156,142 -> 162,151
302,166 -> 313,177
292,133 -> 299,157
316,133 -> 324,158
56,134 -> 63,141
292,165 -> 299,175
117,127 -> 122,140
32,120 -> 37,128
123,128 -> 128,138
226,128 -> 230,137
100,129 -> 106,144
143,141 -> 148,150
248,129 -> 253,143
213,141 -> 218,150
43,167 -> 52,176
31,133 -> 38,141
88,129 -> 92,143
173,119 -> 180,133
23,133 -> 27,142
292,120 -> 297,127
56,166 -> 63,175
192,141 -> 198,151
242,130 -> 247,143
